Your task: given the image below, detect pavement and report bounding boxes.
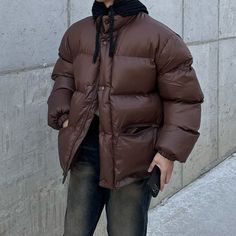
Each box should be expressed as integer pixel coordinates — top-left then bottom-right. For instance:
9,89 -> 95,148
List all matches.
147,152 -> 236,236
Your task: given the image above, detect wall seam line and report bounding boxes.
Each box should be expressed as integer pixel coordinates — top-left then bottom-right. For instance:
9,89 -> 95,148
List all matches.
186,35 -> 236,46
217,0 -> 220,161
181,0 -> 185,188
0,64 -> 55,76
67,0 -> 71,27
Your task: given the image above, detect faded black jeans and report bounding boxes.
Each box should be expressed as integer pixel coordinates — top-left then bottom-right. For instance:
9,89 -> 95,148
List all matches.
63,115 -> 152,236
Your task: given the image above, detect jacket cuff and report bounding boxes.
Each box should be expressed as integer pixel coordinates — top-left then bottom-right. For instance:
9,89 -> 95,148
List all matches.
57,113 -> 69,128
156,148 -> 176,162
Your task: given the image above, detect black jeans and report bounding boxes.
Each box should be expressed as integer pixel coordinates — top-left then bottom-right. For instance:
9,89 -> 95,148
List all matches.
64,115 -> 152,236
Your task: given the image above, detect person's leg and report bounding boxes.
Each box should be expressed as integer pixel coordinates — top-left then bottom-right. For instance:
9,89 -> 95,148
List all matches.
64,115 -> 109,236
105,177 -> 152,236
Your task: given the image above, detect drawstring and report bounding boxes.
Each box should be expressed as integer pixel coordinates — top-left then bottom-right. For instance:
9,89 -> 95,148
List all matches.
108,6 -> 115,58
93,15 -> 103,64
92,6 -> 115,64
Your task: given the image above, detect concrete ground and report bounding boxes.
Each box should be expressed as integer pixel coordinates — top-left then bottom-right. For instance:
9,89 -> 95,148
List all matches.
147,152 -> 236,236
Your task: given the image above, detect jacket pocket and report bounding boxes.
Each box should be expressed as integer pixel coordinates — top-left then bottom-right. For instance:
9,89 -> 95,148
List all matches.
114,123 -> 159,181
120,123 -> 159,138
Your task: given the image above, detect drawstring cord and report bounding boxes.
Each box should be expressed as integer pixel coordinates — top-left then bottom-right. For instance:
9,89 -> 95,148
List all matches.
92,6 -> 116,64
93,15 -> 103,64
108,6 -> 115,58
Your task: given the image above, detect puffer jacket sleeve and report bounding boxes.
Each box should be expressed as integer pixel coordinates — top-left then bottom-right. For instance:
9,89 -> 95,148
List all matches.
154,33 -> 204,163
47,29 -> 75,130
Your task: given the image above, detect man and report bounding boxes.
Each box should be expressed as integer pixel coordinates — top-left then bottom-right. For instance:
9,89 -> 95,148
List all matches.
47,0 -> 204,235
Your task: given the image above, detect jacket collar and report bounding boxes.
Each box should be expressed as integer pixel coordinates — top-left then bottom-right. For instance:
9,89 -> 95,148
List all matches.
99,14 -> 137,35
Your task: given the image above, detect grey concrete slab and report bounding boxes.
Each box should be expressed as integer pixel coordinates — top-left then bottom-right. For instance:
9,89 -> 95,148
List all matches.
184,0 -> 218,42
219,38 -> 236,158
147,153 -> 236,236
0,68 -> 67,236
0,0 -> 67,72
0,68 -> 54,163
145,0 -> 183,36
70,0 -> 94,24
219,0 -> 236,38
183,42 -> 218,186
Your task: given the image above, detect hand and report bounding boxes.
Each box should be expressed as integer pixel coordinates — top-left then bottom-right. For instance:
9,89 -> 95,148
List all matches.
62,119 -> 69,128
147,152 -> 174,192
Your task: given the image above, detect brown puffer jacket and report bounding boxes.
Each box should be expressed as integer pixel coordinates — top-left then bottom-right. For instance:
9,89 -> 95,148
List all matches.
47,12 -> 204,189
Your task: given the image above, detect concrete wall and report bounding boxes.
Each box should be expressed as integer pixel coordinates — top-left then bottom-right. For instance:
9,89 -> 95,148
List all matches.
0,1 -> 235,235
